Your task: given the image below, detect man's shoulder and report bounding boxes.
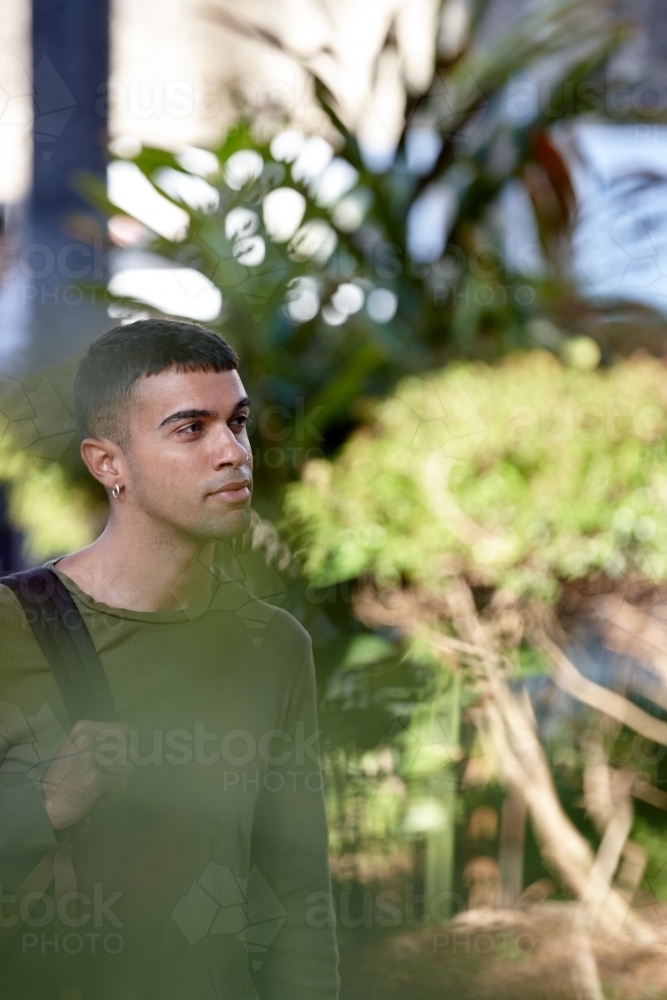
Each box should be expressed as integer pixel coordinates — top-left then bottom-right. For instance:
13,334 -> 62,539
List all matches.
0,580 -> 32,626
0,580 -> 49,673
245,598 -> 312,650
210,596 -> 312,665
263,601 -> 312,647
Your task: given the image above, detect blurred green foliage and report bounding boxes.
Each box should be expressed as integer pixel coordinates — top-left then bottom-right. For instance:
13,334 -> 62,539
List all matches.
0,445 -> 95,562
632,817 -> 667,902
284,350 -> 667,601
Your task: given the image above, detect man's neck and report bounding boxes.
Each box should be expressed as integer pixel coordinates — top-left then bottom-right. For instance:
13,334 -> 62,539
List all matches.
56,514 -> 218,613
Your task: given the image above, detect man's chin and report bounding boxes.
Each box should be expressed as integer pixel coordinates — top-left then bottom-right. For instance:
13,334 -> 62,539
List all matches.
196,506 -> 252,543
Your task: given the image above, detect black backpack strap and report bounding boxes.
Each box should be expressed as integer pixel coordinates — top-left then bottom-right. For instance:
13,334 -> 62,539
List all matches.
2,567 -> 115,725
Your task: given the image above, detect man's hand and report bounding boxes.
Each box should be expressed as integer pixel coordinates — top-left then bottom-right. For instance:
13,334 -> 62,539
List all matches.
41,720 -> 134,831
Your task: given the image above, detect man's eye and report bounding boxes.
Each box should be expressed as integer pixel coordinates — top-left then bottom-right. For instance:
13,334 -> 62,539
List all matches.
231,413 -> 249,428
179,422 -> 203,435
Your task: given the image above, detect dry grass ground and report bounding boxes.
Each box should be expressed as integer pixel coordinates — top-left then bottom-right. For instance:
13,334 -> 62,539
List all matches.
338,904 -> 667,1000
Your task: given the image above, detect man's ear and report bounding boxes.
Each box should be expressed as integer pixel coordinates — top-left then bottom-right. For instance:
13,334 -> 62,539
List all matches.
80,437 -> 126,492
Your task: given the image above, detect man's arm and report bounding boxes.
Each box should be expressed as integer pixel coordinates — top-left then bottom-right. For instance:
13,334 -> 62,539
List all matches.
249,643 -> 340,1000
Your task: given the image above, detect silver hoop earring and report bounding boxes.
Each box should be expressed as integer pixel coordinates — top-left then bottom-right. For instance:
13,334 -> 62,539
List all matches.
111,483 -> 121,499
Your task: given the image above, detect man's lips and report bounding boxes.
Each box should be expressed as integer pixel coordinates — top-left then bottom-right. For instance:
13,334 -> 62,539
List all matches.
208,481 -> 252,502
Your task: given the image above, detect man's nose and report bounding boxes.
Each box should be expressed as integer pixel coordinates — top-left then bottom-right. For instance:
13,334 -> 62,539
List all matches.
213,429 -> 251,468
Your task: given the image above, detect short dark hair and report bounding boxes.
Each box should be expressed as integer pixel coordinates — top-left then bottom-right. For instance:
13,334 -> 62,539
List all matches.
73,319 -> 239,444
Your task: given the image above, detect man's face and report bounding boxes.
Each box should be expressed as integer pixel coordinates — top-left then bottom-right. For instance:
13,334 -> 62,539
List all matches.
122,367 -> 253,541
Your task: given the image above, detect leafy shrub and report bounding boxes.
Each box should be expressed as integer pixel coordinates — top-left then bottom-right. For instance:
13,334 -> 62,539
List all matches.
285,350 -> 667,600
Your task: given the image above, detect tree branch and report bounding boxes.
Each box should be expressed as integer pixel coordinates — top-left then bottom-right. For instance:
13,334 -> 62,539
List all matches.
535,630 -> 667,747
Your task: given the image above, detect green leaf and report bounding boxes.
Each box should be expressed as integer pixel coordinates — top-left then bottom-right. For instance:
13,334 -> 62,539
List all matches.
341,634 -> 395,669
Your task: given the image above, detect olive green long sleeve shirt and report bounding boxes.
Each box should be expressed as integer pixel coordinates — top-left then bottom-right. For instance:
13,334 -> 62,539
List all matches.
0,562 -> 340,1000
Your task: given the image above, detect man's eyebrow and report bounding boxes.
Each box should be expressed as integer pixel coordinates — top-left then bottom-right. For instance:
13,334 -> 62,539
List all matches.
159,397 -> 251,427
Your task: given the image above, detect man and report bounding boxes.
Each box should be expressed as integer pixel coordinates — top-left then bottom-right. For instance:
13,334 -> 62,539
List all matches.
0,319 -> 340,1000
